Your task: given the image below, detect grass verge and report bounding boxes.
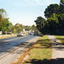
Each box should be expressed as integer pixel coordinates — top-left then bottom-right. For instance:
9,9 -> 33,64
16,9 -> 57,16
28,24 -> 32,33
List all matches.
54,35 -> 64,44
22,35 -> 52,64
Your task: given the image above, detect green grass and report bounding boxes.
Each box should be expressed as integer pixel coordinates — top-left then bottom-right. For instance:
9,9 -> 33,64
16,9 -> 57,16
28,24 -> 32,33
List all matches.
22,35 -> 51,64
54,35 -> 64,44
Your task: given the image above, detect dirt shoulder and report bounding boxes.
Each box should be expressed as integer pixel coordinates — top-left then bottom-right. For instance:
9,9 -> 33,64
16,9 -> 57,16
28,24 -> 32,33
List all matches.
0,34 -> 16,39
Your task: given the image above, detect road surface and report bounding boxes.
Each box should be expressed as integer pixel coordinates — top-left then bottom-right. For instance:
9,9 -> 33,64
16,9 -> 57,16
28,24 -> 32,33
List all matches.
0,35 -> 40,64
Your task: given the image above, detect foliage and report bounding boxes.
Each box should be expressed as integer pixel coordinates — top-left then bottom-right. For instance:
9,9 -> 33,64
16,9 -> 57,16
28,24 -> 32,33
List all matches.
14,23 -> 23,33
0,8 -> 7,18
34,16 -> 45,31
59,4 -> 64,14
32,25 -> 36,30
22,25 -> 36,31
39,13 -> 59,34
35,0 -> 64,35
1,18 -> 13,31
23,25 -> 31,31
0,8 -> 13,32
44,4 -> 59,18
60,0 -> 64,4
14,23 -> 35,33
0,15 -> 3,30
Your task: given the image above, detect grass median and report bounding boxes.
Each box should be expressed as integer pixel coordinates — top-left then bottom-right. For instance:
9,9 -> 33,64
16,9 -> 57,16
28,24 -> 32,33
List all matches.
22,35 -> 52,64
54,35 -> 64,44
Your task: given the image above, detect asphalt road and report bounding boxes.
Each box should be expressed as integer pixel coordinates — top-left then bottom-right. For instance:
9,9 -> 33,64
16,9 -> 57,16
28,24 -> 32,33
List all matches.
0,35 -> 40,64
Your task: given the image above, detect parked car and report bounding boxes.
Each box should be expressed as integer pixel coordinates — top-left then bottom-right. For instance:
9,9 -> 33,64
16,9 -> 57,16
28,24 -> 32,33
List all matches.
0,31 -> 2,34
17,32 -> 24,37
7,31 -> 12,35
34,31 -> 38,36
2,31 -> 7,34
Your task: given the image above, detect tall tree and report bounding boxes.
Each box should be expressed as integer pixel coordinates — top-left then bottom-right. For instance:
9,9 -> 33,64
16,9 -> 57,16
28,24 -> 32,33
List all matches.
0,15 -> 3,30
34,16 -> 45,31
32,25 -> 36,30
0,8 -> 7,18
60,0 -> 64,4
44,4 -> 59,18
59,0 -> 64,13
14,23 -> 22,32
1,18 -> 13,31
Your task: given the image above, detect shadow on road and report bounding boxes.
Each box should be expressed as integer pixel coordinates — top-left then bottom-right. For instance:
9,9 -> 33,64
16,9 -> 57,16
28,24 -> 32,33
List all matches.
4,41 -> 34,54
0,35 -> 39,54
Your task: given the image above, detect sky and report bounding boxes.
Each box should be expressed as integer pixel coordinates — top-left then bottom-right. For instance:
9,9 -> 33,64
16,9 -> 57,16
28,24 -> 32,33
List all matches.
0,0 -> 60,26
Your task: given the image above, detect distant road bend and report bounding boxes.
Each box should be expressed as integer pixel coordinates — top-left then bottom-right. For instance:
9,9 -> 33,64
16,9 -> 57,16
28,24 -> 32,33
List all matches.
0,35 -> 40,64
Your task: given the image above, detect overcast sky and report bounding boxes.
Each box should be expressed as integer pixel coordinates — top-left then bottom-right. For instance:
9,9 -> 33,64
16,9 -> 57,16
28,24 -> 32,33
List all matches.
0,0 -> 60,26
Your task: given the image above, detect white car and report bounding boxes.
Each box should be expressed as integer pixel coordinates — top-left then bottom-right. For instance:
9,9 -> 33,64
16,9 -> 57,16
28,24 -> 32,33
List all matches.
0,31 -> 2,34
17,32 -> 24,37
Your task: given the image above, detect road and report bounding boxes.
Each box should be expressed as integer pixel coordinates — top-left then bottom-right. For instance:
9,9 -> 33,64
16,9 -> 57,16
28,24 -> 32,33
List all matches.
0,35 -> 40,64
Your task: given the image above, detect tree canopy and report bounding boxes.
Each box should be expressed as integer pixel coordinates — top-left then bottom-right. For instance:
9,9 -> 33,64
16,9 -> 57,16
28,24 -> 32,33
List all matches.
35,0 -> 64,35
0,8 -> 7,18
60,0 -> 64,4
44,4 -> 59,18
34,16 -> 45,31
0,9 -> 13,31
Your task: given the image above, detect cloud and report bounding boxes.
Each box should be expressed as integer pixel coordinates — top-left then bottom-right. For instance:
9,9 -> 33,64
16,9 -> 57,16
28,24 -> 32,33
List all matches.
0,0 -> 59,7
0,0 -> 51,7
24,0 -> 59,6
24,0 -> 52,6
24,0 -> 36,5
46,0 -> 51,4
36,0 -> 39,3
46,0 -> 59,4
37,0 -> 53,5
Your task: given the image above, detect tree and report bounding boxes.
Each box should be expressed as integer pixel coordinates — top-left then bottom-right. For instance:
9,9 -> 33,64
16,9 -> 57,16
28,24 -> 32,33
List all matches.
0,15 -> 3,30
40,13 -> 60,34
57,14 -> 64,27
44,4 -> 59,18
34,16 -> 45,31
35,16 -> 45,24
59,0 -> 64,14
60,0 -> 64,4
32,25 -> 36,30
0,8 -> 12,31
1,18 -> 13,31
23,25 -> 32,31
0,8 -> 7,18
14,23 -> 23,33
34,0 -> 64,35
